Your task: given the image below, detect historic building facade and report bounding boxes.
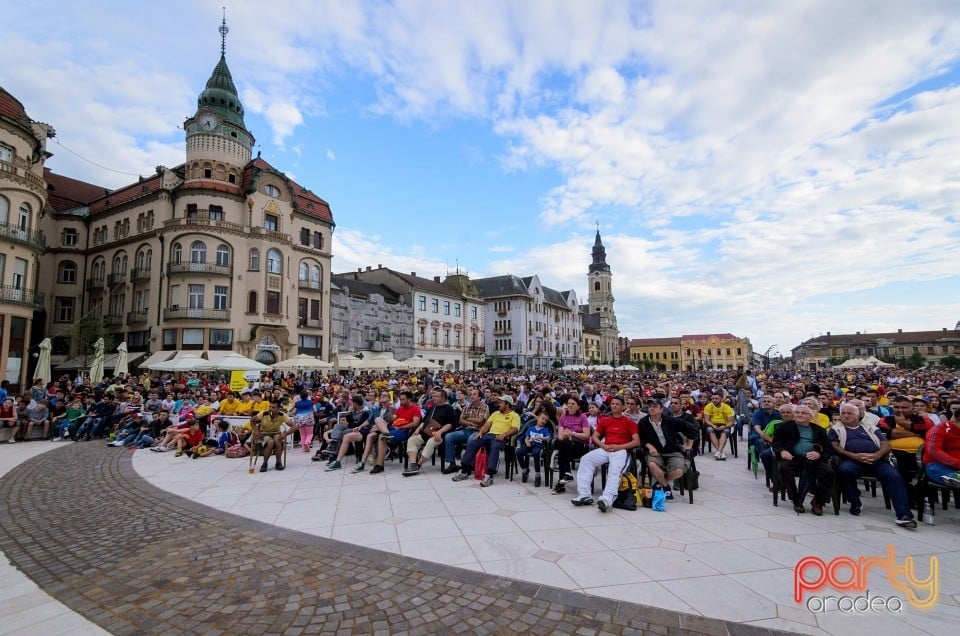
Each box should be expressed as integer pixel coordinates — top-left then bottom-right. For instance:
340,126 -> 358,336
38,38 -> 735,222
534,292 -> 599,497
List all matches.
329,274 -> 414,360
792,328 -> 960,371
0,88 -> 52,389
37,42 -> 334,368
681,333 -> 752,372
474,274 -> 582,370
629,337 -> 682,370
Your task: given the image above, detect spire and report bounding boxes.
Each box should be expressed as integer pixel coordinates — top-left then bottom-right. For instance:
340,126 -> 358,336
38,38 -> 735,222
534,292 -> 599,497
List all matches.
195,15 -> 246,128
219,8 -> 229,56
589,229 -> 610,273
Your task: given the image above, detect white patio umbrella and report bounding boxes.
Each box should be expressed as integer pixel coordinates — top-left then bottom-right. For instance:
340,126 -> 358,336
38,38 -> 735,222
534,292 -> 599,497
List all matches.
195,352 -> 269,372
270,354 -> 334,371
89,338 -> 106,384
615,364 -> 639,371
145,353 -> 206,372
114,342 -> 129,376
35,338 -> 52,385
401,355 -> 441,371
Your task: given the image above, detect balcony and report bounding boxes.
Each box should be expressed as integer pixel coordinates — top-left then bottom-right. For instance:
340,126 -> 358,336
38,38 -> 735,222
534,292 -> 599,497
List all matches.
469,346 -> 485,354
0,285 -> 43,309
0,158 -> 45,194
493,328 -> 511,335
0,223 -> 45,251
167,262 -> 231,276
298,279 -> 322,291
107,272 -> 127,286
163,307 -> 230,321
129,268 -> 150,283
127,311 -> 148,325
298,317 -> 323,329
104,314 -> 123,327
85,277 -> 105,292
163,216 -> 291,243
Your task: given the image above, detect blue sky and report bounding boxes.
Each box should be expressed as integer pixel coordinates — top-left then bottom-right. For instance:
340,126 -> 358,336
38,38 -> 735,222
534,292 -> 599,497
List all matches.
4,1 -> 960,355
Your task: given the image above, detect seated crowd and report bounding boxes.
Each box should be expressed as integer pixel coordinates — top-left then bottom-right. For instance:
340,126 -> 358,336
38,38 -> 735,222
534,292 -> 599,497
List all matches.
6,366 -> 960,526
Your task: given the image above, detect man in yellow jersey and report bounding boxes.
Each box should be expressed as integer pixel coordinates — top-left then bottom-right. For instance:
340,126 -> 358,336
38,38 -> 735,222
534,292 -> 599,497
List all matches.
251,399 -> 292,472
703,392 -> 735,460
451,395 -> 520,487
218,392 -> 240,415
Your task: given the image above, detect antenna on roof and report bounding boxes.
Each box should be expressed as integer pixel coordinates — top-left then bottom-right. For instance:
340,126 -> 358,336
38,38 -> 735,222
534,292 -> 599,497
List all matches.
219,7 -> 229,56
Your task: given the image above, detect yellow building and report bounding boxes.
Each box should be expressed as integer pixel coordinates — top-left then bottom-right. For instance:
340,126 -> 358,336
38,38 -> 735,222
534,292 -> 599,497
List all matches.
681,333 -> 752,371
629,337 -> 682,370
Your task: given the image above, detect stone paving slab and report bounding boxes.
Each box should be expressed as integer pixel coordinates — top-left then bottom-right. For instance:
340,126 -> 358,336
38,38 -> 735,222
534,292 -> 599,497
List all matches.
0,444 -> 793,635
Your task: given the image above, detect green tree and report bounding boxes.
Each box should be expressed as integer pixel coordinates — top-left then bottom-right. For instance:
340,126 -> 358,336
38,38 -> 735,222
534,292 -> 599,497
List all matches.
552,359 -> 563,369
939,355 -> 960,369
903,351 -> 927,370
67,313 -> 115,369
827,356 -> 848,367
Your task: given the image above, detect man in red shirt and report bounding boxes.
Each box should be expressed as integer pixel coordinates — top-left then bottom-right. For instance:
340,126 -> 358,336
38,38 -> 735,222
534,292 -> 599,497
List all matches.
572,395 -> 640,512
371,391 -> 421,474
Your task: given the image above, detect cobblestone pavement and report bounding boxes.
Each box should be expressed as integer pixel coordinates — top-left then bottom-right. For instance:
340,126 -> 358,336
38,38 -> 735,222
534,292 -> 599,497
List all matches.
0,445 -> 791,635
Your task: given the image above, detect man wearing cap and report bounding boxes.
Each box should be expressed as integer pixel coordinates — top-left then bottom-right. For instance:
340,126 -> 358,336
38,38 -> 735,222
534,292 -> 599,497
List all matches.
638,399 -> 696,499
571,395 -> 640,512
452,394 -> 520,487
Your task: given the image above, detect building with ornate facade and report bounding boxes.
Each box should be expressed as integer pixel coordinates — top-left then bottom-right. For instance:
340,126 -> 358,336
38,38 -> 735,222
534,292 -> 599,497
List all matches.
474,274 -> 582,370
337,267 -> 485,371
792,327 -> 960,371
629,337 -> 682,370
36,38 -> 334,369
0,87 -> 53,390
329,274 -> 414,360
582,230 -> 619,364
681,333 -> 752,372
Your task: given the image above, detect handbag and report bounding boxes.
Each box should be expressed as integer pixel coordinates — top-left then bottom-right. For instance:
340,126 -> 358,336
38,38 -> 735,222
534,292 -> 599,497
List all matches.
475,447 -> 488,480
612,471 -> 639,511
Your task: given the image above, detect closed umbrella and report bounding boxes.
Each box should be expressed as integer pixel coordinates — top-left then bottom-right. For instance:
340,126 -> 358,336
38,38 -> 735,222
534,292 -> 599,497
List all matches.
114,342 -> 129,377
89,338 -> 106,384
35,338 -> 52,385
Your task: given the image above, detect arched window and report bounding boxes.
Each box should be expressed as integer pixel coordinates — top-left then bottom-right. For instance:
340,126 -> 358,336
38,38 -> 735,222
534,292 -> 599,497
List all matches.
310,264 -> 320,284
267,248 -> 282,274
58,261 -> 77,284
594,281 -> 600,291
92,258 -> 105,280
144,249 -> 152,269
247,291 -> 258,314
215,244 -> 229,267
120,254 -> 128,274
136,249 -> 145,269
172,242 -> 182,264
112,255 -> 123,274
18,202 -> 30,230
190,240 -> 206,263
248,248 -> 259,270
298,262 -> 309,281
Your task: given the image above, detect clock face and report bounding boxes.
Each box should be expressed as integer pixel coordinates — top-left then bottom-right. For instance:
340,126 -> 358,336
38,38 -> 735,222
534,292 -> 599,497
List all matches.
198,113 -> 218,130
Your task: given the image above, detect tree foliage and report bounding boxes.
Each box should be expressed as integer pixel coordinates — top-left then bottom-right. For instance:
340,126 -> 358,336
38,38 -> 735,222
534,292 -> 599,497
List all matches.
67,313 -> 115,367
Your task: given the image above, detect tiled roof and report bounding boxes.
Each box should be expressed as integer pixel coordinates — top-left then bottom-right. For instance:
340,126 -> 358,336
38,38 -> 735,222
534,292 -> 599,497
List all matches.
682,333 -> 738,341
630,337 -> 682,347
473,275 -> 531,299
88,174 -> 164,214
242,157 -> 333,223
796,329 -> 960,348
542,286 -> 567,307
0,86 -> 26,120
582,313 -> 601,331
44,169 -> 111,213
331,275 -> 401,303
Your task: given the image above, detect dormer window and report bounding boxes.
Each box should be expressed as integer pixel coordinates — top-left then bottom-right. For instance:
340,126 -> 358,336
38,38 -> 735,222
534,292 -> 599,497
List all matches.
264,184 -> 280,197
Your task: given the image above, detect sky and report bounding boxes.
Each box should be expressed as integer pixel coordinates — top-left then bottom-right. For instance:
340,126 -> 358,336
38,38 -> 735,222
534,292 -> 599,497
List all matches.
4,0 -> 960,357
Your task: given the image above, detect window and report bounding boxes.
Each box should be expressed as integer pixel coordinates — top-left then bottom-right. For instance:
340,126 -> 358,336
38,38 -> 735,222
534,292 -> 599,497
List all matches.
55,297 -> 74,323
310,265 -> 320,285
310,298 -> 320,320
61,228 -> 78,246
210,329 -> 233,346
454,303 -> 461,317
298,334 -> 322,353
264,214 -> 278,231
431,298 -> 439,313
213,285 -> 228,310
190,241 -> 206,263
264,184 -> 280,197
215,245 -> 229,267
133,290 -> 147,312
471,307 -> 477,320
163,329 -> 176,347
172,242 -> 182,264
313,232 -> 322,249
417,296 -> 426,311
300,228 -> 310,245
228,173 -> 236,184
266,291 -> 280,314
0,144 -> 12,162
267,249 -> 282,274
182,328 -> 204,346
203,168 -> 212,179
298,297 -> 308,324
248,248 -> 260,270
58,261 -> 77,284
299,262 -> 309,281
443,301 -> 450,315
186,204 -> 198,218
208,205 -> 223,221
188,284 -> 204,309
247,291 -> 258,314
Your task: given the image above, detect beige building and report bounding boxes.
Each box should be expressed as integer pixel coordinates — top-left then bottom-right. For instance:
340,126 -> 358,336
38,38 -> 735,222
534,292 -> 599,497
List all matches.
681,333 -> 752,372
0,87 -> 53,390
38,47 -> 334,369
629,337 -> 682,370
792,328 -> 960,371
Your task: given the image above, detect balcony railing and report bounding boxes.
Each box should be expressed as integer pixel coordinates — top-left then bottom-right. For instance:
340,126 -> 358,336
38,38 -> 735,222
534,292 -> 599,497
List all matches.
104,314 -> 123,326
298,279 -> 322,291
85,277 -> 105,291
0,159 -> 45,192
0,223 -> 45,251
167,262 -> 231,276
469,346 -> 485,354
0,285 -> 43,308
163,216 -> 291,243
493,328 -> 510,335
298,318 -> 323,329
129,268 -> 150,283
127,311 -> 148,325
163,307 -> 230,321
107,272 -> 127,286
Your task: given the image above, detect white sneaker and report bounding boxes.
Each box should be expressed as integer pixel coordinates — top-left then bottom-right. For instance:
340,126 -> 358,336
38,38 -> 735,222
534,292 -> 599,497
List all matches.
719,452 -> 727,461
8,438 -> 15,444
714,451 -> 721,460
53,437 -> 64,442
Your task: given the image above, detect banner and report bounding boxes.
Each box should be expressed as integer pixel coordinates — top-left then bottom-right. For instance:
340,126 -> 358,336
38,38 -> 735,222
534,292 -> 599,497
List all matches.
230,370 -> 247,393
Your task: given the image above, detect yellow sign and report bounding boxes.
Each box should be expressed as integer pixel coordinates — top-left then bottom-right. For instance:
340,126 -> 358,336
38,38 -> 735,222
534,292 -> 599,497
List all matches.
229,370 -> 247,393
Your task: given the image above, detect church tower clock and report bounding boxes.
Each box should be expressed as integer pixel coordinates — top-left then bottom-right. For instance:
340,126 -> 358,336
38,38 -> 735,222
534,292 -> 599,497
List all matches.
587,229 -> 619,363
183,17 -> 255,184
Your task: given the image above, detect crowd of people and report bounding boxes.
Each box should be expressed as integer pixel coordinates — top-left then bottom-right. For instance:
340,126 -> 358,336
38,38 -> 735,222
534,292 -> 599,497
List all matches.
4,365 -> 960,525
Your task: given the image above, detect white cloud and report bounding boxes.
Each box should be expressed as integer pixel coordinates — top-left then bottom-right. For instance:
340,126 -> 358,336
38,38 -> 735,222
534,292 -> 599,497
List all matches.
325,149 -> 335,161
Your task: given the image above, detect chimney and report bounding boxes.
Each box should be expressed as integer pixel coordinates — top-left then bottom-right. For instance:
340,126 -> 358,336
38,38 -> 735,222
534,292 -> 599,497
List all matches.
434,276 -> 441,283
357,267 -> 362,273
377,264 -> 382,269
855,331 -> 860,335
826,331 -> 830,336
366,266 -> 371,271
411,272 -> 416,277
898,328 -> 902,333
